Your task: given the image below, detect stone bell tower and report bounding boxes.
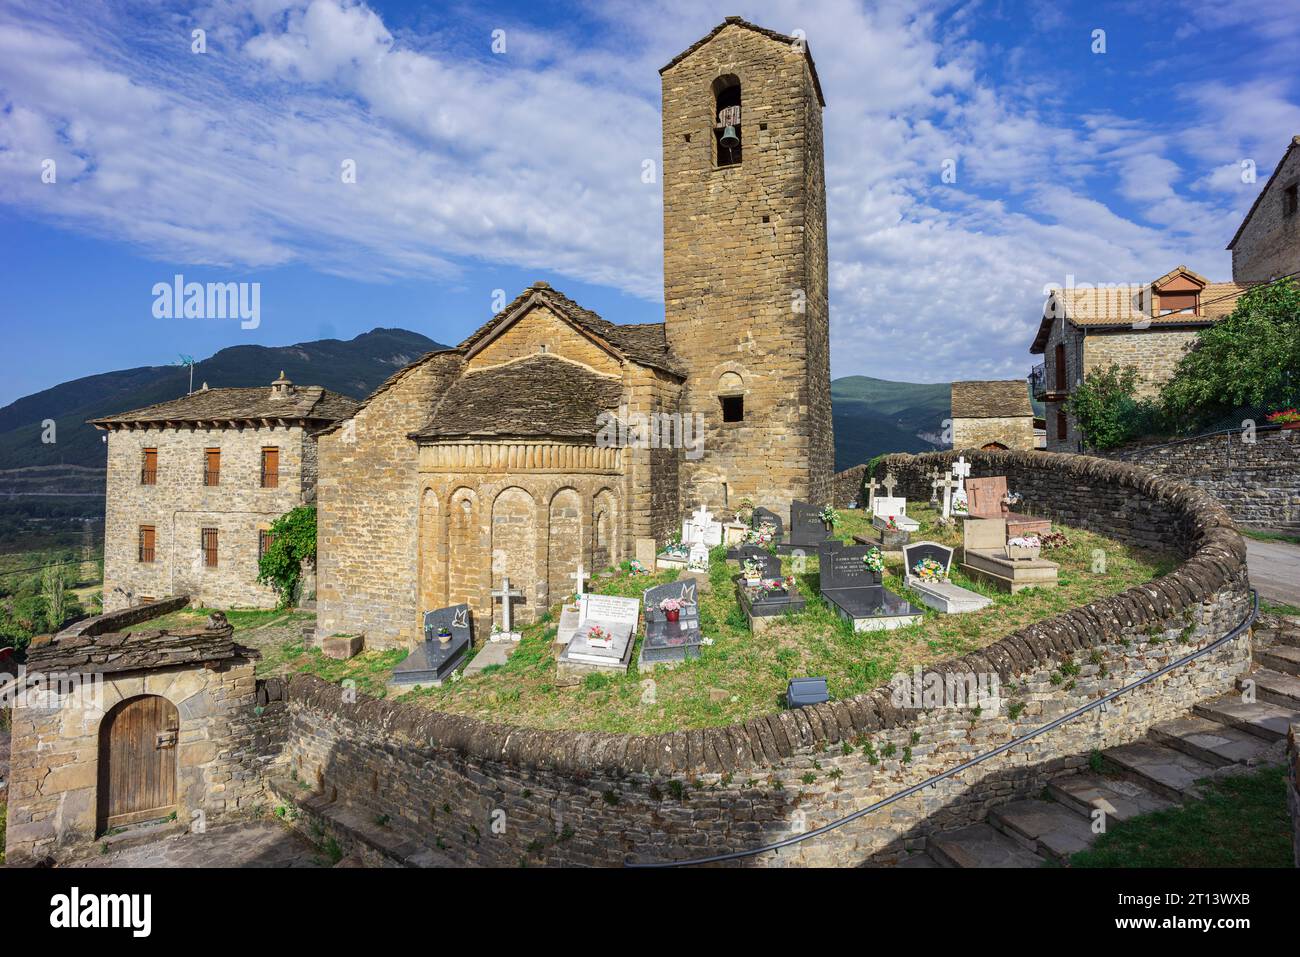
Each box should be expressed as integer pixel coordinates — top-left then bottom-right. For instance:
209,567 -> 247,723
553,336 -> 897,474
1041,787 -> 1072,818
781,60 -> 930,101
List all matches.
660,18 -> 834,516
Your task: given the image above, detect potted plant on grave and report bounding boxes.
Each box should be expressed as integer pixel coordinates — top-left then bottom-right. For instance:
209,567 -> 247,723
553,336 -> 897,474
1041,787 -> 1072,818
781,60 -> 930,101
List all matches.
436,623 -> 453,645
911,557 -> 947,583
587,624 -> 613,649
1006,535 -> 1042,561
659,597 -> 683,622
1267,408 -> 1300,430
819,504 -> 839,531
742,558 -> 764,587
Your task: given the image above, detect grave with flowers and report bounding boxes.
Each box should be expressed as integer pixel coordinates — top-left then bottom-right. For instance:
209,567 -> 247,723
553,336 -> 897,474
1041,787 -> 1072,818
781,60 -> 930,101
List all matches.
817,541 -> 923,631
734,550 -> 807,632
902,541 -> 992,614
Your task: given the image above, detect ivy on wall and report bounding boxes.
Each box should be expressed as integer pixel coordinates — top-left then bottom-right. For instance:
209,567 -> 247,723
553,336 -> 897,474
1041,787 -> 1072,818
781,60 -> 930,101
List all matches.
257,505 -> 316,608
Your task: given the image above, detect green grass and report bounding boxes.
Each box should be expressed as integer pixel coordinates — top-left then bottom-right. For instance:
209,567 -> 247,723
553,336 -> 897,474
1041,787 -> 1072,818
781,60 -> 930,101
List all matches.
1240,528 -> 1300,547
1071,766 -> 1293,868
1262,600 -> 1300,617
383,503 -> 1173,733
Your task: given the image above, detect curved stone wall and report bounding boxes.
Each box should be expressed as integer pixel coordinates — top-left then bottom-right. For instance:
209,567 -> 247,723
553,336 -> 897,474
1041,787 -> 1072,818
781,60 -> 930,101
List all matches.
276,451 -> 1251,866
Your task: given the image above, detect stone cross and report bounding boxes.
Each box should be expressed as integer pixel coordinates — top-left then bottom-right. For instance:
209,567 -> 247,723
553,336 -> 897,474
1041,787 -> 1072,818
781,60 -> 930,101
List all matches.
492,576 -> 524,634
951,456 -> 972,492
569,562 -> 586,599
863,476 -> 880,511
938,474 -> 960,519
928,468 -> 943,503
691,504 -> 715,527
881,473 -> 899,499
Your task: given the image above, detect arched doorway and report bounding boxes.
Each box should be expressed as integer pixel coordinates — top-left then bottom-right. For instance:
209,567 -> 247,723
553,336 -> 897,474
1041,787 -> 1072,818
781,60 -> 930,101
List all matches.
96,694 -> 179,832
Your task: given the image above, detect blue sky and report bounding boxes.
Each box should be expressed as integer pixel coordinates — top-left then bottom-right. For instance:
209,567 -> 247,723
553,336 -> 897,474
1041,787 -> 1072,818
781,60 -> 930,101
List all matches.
1,0 -> 1298,406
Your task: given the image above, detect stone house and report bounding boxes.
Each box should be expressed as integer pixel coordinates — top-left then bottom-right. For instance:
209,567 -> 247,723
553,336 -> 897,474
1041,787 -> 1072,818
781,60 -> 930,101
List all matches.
90,374 -> 356,611
3,612 -> 266,863
1229,135 -> 1300,283
950,380 -> 1035,450
1029,267 -> 1252,452
314,18 -> 835,650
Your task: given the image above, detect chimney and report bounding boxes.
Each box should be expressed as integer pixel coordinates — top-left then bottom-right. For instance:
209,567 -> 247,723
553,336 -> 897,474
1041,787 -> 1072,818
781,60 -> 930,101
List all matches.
270,370 -> 295,400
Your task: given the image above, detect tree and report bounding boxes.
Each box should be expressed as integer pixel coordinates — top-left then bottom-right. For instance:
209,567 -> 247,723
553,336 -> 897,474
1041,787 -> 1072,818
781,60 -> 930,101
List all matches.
1065,363 -> 1158,451
257,506 -> 317,608
1163,277 -> 1300,429
41,564 -> 69,632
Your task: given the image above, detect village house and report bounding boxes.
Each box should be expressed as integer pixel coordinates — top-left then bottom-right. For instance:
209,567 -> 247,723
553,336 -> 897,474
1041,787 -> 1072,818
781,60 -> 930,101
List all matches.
90,373 -> 356,611
950,380 -> 1036,451
314,18 -> 835,649
1228,135 -> 1300,283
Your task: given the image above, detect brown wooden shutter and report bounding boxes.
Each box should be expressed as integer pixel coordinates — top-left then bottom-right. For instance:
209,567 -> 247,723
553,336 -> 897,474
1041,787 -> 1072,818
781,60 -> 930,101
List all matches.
202,527 -> 218,567
261,447 -> 279,488
258,529 -> 273,559
141,449 -> 157,485
204,448 -> 220,486
1054,344 -> 1066,391
138,526 -> 155,563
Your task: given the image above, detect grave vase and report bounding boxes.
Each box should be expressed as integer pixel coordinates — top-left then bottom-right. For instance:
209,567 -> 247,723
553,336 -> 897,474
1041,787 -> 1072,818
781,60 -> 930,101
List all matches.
665,608 -> 680,622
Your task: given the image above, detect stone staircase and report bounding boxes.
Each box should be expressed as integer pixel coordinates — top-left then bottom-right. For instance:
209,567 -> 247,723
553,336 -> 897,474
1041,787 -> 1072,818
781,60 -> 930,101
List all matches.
896,615 -> 1300,868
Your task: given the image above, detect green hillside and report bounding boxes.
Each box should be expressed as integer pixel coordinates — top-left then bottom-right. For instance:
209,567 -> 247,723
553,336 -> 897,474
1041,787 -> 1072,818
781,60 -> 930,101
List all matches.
830,376 -> 950,469
0,328 -> 446,474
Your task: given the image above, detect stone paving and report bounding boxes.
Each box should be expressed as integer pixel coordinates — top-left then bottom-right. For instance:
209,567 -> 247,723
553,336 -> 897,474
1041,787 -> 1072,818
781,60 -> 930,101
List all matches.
1246,538 -> 1300,607
73,822 -> 325,869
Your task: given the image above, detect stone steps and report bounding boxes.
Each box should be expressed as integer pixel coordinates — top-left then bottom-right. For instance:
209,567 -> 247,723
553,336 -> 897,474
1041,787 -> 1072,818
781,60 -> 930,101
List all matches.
1047,772 -> 1176,823
1240,668 -> 1300,710
1193,694 -> 1300,741
987,798 -> 1096,862
1102,741 -> 1217,802
927,822 -> 1048,868
1256,644 -> 1300,676
1147,715 -> 1279,767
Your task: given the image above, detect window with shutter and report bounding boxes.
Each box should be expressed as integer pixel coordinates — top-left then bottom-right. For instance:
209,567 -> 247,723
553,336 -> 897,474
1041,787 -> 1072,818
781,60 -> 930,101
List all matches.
138,526 -> 155,563
204,449 -> 221,486
201,528 -> 219,567
261,447 -> 280,488
141,449 -> 157,485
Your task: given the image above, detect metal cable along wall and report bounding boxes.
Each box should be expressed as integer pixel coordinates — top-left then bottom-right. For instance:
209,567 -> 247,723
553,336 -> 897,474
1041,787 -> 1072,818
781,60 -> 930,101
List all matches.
630,590 -> 1259,868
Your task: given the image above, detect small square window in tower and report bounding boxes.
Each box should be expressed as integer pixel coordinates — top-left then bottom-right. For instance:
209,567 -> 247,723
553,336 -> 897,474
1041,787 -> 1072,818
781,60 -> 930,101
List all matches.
713,75 -> 742,167
720,395 -> 744,422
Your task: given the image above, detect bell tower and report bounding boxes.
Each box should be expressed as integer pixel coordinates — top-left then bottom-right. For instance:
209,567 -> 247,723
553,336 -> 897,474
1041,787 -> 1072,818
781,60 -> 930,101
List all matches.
660,18 -> 833,515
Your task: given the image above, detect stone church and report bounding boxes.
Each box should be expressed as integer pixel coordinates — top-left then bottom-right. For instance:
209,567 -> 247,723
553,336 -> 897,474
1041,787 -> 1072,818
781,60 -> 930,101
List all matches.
315,18 -> 834,648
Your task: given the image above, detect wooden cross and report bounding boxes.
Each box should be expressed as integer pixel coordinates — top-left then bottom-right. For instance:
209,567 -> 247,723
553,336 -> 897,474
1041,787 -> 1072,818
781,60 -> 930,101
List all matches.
492,576 -> 524,634
881,473 -> 899,499
863,476 -> 880,510
569,562 -> 586,598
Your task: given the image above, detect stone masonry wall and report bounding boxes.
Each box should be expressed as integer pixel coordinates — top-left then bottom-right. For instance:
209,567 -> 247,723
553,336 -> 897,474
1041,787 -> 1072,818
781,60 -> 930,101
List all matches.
662,23 -> 832,517
315,352 -> 464,648
1084,327 -> 1200,398
102,425 -> 314,612
272,451 -> 1251,866
1232,141 -> 1300,283
951,415 -> 1036,451
4,655 -> 268,864
1105,426 -> 1300,529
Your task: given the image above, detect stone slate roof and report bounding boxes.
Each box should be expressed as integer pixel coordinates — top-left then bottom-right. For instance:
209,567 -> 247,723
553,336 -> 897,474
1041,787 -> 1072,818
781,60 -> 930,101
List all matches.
951,380 -> 1033,419
89,382 -> 358,428
1228,135 -> 1300,250
660,17 -> 826,107
25,613 -> 257,677
1030,270 -> 1255,353
461,281 -> 684,377
411,355 -> 622,441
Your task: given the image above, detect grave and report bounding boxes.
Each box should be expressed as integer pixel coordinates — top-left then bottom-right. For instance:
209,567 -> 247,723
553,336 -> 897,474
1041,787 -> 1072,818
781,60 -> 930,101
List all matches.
389,604 -> 473,691
871,473 -> 920,533
491,576 -> 524,641
733,550 -> 806,632
776,500 -> 833,554
965,475 -> 1052,538
902,542 -> 992,614
639,579 -> 704,669
656,541 -> 691,572
687,541 -> 711,575
556,593 -> 642,683
554,563 -> 588,646
681,504 -> 723,548
960,518 -> 1059,593
950,457 -> 972,516
817,542 -> 923,632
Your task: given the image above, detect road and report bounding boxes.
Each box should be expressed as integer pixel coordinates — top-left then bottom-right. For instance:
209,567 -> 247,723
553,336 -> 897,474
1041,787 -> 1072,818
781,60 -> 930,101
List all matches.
1245,538 -> 1300,608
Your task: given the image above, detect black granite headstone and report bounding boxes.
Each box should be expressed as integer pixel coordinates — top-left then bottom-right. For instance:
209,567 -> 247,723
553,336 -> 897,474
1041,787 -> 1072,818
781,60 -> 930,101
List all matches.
735,546 -> 782,579
788,500 -> 832,548
751,507 -> 784,539
391,604 -> 472,685
818,542 -> 882,589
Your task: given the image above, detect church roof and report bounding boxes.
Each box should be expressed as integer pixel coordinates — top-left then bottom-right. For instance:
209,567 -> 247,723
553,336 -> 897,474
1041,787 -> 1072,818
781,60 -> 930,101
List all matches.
410,355 -> 623,442
89,377 -> 358,428
460,281 -> 684,377
659,17 -> 826,107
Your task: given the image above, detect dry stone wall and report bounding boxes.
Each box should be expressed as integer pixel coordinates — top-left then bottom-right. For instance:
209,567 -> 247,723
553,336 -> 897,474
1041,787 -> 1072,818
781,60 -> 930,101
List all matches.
271,451 -> 1252,866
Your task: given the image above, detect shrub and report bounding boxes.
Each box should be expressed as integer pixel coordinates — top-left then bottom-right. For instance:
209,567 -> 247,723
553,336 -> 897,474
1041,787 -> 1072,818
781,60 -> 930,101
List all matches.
1065,364 -> 1163,450
256,506 -> 317,607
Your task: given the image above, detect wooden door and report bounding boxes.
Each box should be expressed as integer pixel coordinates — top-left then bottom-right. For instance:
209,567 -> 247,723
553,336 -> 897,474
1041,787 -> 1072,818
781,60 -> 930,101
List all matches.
97,695 -> 178,831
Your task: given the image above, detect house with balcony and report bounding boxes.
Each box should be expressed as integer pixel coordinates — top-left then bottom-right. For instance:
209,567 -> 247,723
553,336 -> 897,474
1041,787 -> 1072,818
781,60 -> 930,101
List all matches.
89,373 -> 356,611
1028,267 -> 1253,451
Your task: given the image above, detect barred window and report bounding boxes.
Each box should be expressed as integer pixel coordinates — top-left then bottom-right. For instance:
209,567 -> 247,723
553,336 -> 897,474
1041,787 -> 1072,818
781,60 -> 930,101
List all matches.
138,525 -> 155,563
204,448 -> 221,486
141,448 -> 157,485
260,447 -> 280,488
258,529 -> 274,560
201,527 -> 219,567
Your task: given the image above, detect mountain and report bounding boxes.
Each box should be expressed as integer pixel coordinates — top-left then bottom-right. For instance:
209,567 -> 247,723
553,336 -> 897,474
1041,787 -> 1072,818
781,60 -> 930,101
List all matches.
831,376 -> 950,469
0,328 -> 447,476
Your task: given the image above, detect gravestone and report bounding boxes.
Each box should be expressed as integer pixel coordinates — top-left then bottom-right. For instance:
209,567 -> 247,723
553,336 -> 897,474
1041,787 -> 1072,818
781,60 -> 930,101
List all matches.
640,579 -> 703,669
965,476 -> 1052,538
778,500 -> 832,553
735,545 -> 782,581
656,541 -> 691,572
491,577 -> 525,641
557,593 -> 642,682
388,604 -> 472,690
817,542 -> 922,632
870,474 -> 919,533
752,507 -> 785,540
635,537 -> 658,568
902,541 -> 991,614
960,518 -> 1058,593
687,541 -> 710,573
681,504 -> 723,548
735,544 -> 803,632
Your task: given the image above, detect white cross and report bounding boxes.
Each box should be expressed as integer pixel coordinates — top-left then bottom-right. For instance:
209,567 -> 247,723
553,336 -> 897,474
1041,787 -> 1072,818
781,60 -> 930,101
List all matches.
881,473 -> 899,499
951,456 -> 972,493
929,468 -> 943,503
569,562 -> 586,598
691,504 -> 715,527
938,474 -> 960,519
491,576 -> 524,634
863,476 -> 880,510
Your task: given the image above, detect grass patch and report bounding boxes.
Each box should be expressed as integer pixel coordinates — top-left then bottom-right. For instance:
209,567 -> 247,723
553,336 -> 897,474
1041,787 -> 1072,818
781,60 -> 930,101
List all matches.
1240,528 -> 1300,547
1071,765 -> 1293,868
1261,600 -> 1300,618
